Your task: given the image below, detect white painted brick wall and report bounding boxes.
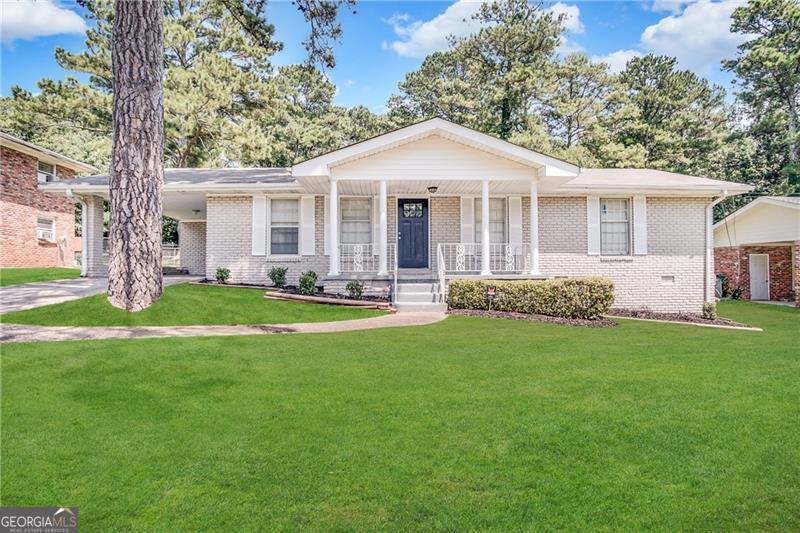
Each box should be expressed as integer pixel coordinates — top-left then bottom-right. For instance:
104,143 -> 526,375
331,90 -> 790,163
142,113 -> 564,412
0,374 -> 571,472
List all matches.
178,221 -> 206,275
206,194 -> 710,311
206,196 -> 328,286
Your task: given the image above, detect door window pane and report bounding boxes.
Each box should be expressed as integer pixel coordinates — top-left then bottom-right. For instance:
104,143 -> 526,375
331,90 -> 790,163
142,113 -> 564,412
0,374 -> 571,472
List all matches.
340,197 -> 372,244
474,198 -> 506,243
270,199 -> 299,254
600,198 -> 630,255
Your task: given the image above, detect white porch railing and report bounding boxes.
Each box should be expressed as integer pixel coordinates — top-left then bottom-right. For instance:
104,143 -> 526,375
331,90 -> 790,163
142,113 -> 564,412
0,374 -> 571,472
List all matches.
436,243 -> 531,274
98,238 -> 181,267
338,243 -> 396,273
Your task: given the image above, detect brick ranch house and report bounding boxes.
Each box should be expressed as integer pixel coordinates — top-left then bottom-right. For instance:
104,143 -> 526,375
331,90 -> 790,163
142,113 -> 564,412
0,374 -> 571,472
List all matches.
714,196 -> 800,306
1,132 -> 97,268
41,118 -> 752,312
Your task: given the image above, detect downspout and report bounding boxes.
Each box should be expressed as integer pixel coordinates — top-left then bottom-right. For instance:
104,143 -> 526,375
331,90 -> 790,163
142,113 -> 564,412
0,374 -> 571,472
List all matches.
705,190 -> 728,302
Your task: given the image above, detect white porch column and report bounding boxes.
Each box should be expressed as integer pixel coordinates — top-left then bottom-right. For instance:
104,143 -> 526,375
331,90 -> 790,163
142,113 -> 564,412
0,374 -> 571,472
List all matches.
329,179 -> 339,276
481,178 -> 492,275
377,179 -> 388,275
529,179 -> 541,275
80,200 -> 88,277
81,194 -> 106,277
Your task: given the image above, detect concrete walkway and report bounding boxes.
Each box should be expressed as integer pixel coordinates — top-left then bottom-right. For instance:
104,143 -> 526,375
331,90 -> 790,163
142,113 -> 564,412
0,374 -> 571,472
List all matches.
0,275 -> 200,314
0,312 -> 446,344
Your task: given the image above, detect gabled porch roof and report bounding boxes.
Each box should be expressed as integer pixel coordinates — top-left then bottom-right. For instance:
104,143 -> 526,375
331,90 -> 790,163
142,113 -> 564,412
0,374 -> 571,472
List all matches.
291,117 -> 580,195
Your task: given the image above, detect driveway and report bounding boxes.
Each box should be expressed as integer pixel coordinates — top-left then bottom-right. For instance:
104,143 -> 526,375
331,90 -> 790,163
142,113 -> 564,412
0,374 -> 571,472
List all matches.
0,276 -> 200,314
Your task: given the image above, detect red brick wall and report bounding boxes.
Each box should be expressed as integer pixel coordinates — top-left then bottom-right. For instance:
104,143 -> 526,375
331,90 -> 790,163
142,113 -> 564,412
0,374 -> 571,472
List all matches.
715,245 -> 794,301
0,145 -> 80,267
0,200 -> 78,267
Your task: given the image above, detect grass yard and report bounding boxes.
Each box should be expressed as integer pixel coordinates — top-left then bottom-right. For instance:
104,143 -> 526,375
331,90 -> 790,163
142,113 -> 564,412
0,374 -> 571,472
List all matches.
2,301 -> 799,530
0,282 -> 382,326
0,267 -> 81,287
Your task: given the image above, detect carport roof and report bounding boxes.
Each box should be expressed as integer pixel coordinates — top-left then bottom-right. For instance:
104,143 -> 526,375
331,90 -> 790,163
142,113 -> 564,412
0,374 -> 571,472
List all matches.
40,167 -> 296,194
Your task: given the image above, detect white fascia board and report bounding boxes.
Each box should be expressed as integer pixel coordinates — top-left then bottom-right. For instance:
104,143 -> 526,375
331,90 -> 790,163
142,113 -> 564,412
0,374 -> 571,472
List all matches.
712,196 -> 799,229
556,185 -> 752,196
40,182 -> 301,195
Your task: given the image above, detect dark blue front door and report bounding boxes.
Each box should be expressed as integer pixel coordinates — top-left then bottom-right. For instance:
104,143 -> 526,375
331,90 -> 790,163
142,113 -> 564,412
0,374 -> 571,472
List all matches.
397,199 -> 429,268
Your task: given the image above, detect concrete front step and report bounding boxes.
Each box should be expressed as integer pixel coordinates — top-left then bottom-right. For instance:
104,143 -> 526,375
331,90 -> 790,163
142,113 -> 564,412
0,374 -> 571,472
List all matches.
395,291 -> 441,304
394,301 -> 447,313
396,282 -> 435,293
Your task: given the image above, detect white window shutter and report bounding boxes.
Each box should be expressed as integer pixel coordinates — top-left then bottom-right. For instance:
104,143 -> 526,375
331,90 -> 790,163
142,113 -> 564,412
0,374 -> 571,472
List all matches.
251,195 -> 267,256
460,197 -> 474,243
508,196 -> 522,245
633,195 -> 648,255
587,196 -> 601,255
323,196 -> 330,255
372,196 -> 380,246
300,195 -> 315,255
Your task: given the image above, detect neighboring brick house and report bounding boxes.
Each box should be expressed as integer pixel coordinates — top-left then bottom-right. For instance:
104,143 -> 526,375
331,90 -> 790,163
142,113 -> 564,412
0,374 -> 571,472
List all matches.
0,132 -> 97,268
41,118 -> 752,312
714,196 -> 800,306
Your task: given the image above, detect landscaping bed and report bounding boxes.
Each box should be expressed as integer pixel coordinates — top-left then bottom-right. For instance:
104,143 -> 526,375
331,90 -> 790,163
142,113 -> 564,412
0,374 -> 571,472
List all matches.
607,308 -> 751,328
265,289 -> 391,309
448,309 -> 616,327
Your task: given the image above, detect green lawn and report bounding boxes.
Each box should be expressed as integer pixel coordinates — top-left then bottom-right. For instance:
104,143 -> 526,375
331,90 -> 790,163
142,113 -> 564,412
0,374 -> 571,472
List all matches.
0,267 -> 81,287
2,301 -> 799,530
0,282 -> 382,326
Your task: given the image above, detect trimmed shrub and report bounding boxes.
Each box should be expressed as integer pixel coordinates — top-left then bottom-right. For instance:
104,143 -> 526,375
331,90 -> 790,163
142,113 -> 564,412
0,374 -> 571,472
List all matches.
702,301 -> 717,320
298,270 -> 318,296
345,280 -> 364,300
269,266 -> 288,288
448,277 -> 615,320
215,267 -> 231,284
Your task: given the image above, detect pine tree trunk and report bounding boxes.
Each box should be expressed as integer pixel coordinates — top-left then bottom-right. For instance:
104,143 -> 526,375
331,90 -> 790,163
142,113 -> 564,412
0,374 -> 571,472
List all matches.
107,0 -> 165,311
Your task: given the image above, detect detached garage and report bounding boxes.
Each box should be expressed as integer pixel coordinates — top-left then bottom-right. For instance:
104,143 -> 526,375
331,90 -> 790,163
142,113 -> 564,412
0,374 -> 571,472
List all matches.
714,196 -> 800,306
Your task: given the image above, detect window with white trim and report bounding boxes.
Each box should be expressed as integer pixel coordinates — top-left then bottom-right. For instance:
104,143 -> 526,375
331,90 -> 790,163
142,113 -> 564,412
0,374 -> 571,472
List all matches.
340,197 -> 372,244
474,198 -> 507,243
37,161 -> 56,184
269,199 -> 299,255
37,216 -> 55,241
600,198 -> 630,255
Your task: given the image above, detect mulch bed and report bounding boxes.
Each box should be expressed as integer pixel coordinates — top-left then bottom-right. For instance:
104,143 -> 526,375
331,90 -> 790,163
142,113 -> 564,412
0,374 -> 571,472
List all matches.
275,286 -> 390,303
194,280 -> 390,303
606,308 -> 750,328
447,309 -> 616,328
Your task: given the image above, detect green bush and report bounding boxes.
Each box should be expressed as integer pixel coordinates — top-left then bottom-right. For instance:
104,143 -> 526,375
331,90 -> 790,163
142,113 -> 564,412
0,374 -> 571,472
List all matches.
702,301 -> 717,320
447,277 -> 615,320
298,271 -> 318,296
345,280 -> 364,300
215,267 -> 231,284
268,266 -> 288,288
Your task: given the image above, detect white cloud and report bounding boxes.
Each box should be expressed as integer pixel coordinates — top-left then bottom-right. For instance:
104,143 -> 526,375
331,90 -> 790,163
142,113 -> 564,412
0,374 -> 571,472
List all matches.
591,49 -> 643,73
1,0 -> 86,46
647,0 -> 694,14
381,1 -> 485,59
383,1 -> 585,59
640,0 -> 749,73
595,0 -> 748,75
548,2 -> 584,34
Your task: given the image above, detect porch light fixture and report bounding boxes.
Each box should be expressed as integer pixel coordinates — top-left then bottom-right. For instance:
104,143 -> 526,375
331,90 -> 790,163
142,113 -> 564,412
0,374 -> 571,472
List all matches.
427,186 -> 438,194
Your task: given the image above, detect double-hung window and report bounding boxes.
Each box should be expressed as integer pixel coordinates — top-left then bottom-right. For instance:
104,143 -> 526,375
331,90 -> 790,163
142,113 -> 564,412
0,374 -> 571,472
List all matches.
474,198 -> 507,243
37,161 -> 56,184
600,198 -> 630,255
340,197 -> 372,245
37,216 -> 55,241
269,199 -> 299,255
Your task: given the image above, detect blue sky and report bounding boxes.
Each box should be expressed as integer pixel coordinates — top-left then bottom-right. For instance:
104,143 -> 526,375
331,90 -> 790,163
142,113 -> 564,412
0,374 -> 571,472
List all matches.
1,0 -> 748,112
